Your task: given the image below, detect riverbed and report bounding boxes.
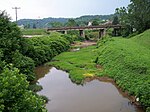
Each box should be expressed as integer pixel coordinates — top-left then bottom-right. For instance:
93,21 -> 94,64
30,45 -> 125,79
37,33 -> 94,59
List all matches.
35,66 -> 144,112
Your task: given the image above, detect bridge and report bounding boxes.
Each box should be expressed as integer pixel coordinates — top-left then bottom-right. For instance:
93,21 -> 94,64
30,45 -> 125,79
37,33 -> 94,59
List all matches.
47,25 -> 122,38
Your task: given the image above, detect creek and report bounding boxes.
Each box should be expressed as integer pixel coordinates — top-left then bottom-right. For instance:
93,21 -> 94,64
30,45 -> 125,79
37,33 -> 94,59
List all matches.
35,66 -> 144,112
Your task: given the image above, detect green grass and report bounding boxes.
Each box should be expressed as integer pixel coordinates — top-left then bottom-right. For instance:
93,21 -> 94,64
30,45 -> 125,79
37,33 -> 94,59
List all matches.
47,29 -> 150,110
131,29 -> 150,49
47,46 -> 102,84
21,29 -> 47,35
97,30 -> 150,110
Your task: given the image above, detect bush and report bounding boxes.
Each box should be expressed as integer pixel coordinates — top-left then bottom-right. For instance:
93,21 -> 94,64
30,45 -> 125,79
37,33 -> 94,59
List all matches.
0,49 -> 5,73
12,50 -> 35,81
76,36 -> 85,41
0,66 -> 47,112
0,11 -> 27,63
86,31 -> 99,40
0,11 -> 47,111
62,34 -> 75,43
28,84 -> 43,92
25,33 -> 70,65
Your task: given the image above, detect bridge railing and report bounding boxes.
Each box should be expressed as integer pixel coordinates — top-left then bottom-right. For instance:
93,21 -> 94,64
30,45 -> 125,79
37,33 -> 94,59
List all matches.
46,25 -> 123,31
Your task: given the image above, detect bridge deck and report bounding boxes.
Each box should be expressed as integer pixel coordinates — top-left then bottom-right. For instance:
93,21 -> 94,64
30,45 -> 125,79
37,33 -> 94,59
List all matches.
47,25 -> 122,31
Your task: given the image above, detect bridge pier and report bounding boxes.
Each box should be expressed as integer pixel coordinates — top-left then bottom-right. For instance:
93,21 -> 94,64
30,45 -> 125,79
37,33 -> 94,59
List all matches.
79,30 -> 85,37
99,29 -> 106,38
113,28 -> 121,36
62,30 -> 67,34
46,25 -> 123,38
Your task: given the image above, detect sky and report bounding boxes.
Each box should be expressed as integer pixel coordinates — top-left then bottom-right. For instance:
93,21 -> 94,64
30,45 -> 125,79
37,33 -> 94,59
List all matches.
0,0 -> 130,21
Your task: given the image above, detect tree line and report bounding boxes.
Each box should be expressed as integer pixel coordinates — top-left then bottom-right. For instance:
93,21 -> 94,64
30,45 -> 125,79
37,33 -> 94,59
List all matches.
116,0 -> 150,36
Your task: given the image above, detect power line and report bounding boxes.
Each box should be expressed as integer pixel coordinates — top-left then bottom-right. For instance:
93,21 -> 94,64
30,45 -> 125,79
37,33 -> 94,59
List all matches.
12,7 -> 20,24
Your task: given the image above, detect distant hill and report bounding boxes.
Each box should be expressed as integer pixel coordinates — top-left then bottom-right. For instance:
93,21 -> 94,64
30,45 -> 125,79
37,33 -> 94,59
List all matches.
75,15 -> 114,22
17,14 -> 114,28
17,17 -> 69,28
75,15 -> 114,26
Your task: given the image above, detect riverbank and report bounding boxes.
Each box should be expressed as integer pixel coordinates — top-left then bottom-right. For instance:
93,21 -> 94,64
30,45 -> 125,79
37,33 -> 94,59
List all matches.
47,29 -> 150,111
49,45 -> 100,84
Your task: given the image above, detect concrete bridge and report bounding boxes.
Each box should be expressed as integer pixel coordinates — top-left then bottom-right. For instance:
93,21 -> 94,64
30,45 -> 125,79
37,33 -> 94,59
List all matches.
47,25 -> 122,38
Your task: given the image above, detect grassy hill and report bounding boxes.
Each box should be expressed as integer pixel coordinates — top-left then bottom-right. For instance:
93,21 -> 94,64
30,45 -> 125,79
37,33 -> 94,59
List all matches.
21,29 -> 47,35
97,30 -> 150,111
131,29 -> 150,49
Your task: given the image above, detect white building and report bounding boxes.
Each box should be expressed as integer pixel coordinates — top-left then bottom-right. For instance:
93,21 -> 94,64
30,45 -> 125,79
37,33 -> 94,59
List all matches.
88,21 -> 92,26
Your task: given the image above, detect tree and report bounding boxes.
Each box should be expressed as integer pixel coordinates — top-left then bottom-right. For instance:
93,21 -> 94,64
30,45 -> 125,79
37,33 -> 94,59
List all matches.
66,19 -> 78,27
76,21 -> 87,27
0,66 -> 47,112
115,7 -> 132,36
92,18 -> 100,26
0,11 -> 26,62
33,23 -> 36,29
128,0 -> 150,32
116,0 -> 150,34
112,16 -> 119,25
49,21 -> 63,28
0,11 -> 34,79
12,50 -> 35,81
0,10 -> 47,111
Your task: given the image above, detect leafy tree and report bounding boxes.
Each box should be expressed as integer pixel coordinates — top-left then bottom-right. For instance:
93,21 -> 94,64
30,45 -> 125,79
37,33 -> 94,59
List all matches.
49,21 -> 63,28
0,49 -> 4,71
24,23 -> 30,29
116,0 -> 150,34
129,0 -> 150,32
25,34 -> 70,65
92,18 -> 100,26
0,11 -> 27,62
33,23 -> 36,29
115,7 -> 133,36
0,11 -> 47,111
112,16 -> 119,25
0,11 -> 34,80
66,19 -> 78,27
76,21 -> 87,27
0,66 -> 47,112
12,50 -> 35,81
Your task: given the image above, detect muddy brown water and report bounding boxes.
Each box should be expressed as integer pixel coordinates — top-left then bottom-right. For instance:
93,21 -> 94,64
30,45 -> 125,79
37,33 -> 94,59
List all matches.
35,66 -> 144,112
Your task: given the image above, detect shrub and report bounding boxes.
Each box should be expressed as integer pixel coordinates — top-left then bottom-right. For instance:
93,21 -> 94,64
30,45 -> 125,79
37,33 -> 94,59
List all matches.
62,34 -> 75,43
12,50 -> 35,81
0,66 -> 47,112
25,33 -> 70,65
28,84 -> 43,92
0,11 -> 27,63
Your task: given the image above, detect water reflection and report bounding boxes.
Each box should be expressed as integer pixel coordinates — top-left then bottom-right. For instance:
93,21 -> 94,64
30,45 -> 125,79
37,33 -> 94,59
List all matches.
35,66 -> 144,112
34,65 -> 51,81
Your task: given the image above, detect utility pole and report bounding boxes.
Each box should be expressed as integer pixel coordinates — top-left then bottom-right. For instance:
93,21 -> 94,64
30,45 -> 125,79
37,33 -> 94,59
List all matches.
12,7 -> 20,24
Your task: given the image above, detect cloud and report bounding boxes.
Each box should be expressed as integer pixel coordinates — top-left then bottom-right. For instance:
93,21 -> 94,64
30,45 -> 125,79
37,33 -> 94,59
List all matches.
0,0 -> 130,20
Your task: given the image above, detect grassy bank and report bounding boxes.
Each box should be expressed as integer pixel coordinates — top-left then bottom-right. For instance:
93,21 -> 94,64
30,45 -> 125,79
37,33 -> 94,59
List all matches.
21,29 -> 47,35
49,46 -> 101,84
48,29 -> 150,111
96,30 -> 150,111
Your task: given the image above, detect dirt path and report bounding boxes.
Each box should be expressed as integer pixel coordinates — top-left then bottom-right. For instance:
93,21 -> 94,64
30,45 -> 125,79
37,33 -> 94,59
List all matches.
71,41 -> 97,48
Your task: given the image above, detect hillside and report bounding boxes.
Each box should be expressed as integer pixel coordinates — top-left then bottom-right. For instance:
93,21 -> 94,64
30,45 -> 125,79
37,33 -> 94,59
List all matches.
75,15 -> 113,23
17,17 -> 69,28
131,29 -> 150,49
97,30 -> 150,110
17,14 -> 113,28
